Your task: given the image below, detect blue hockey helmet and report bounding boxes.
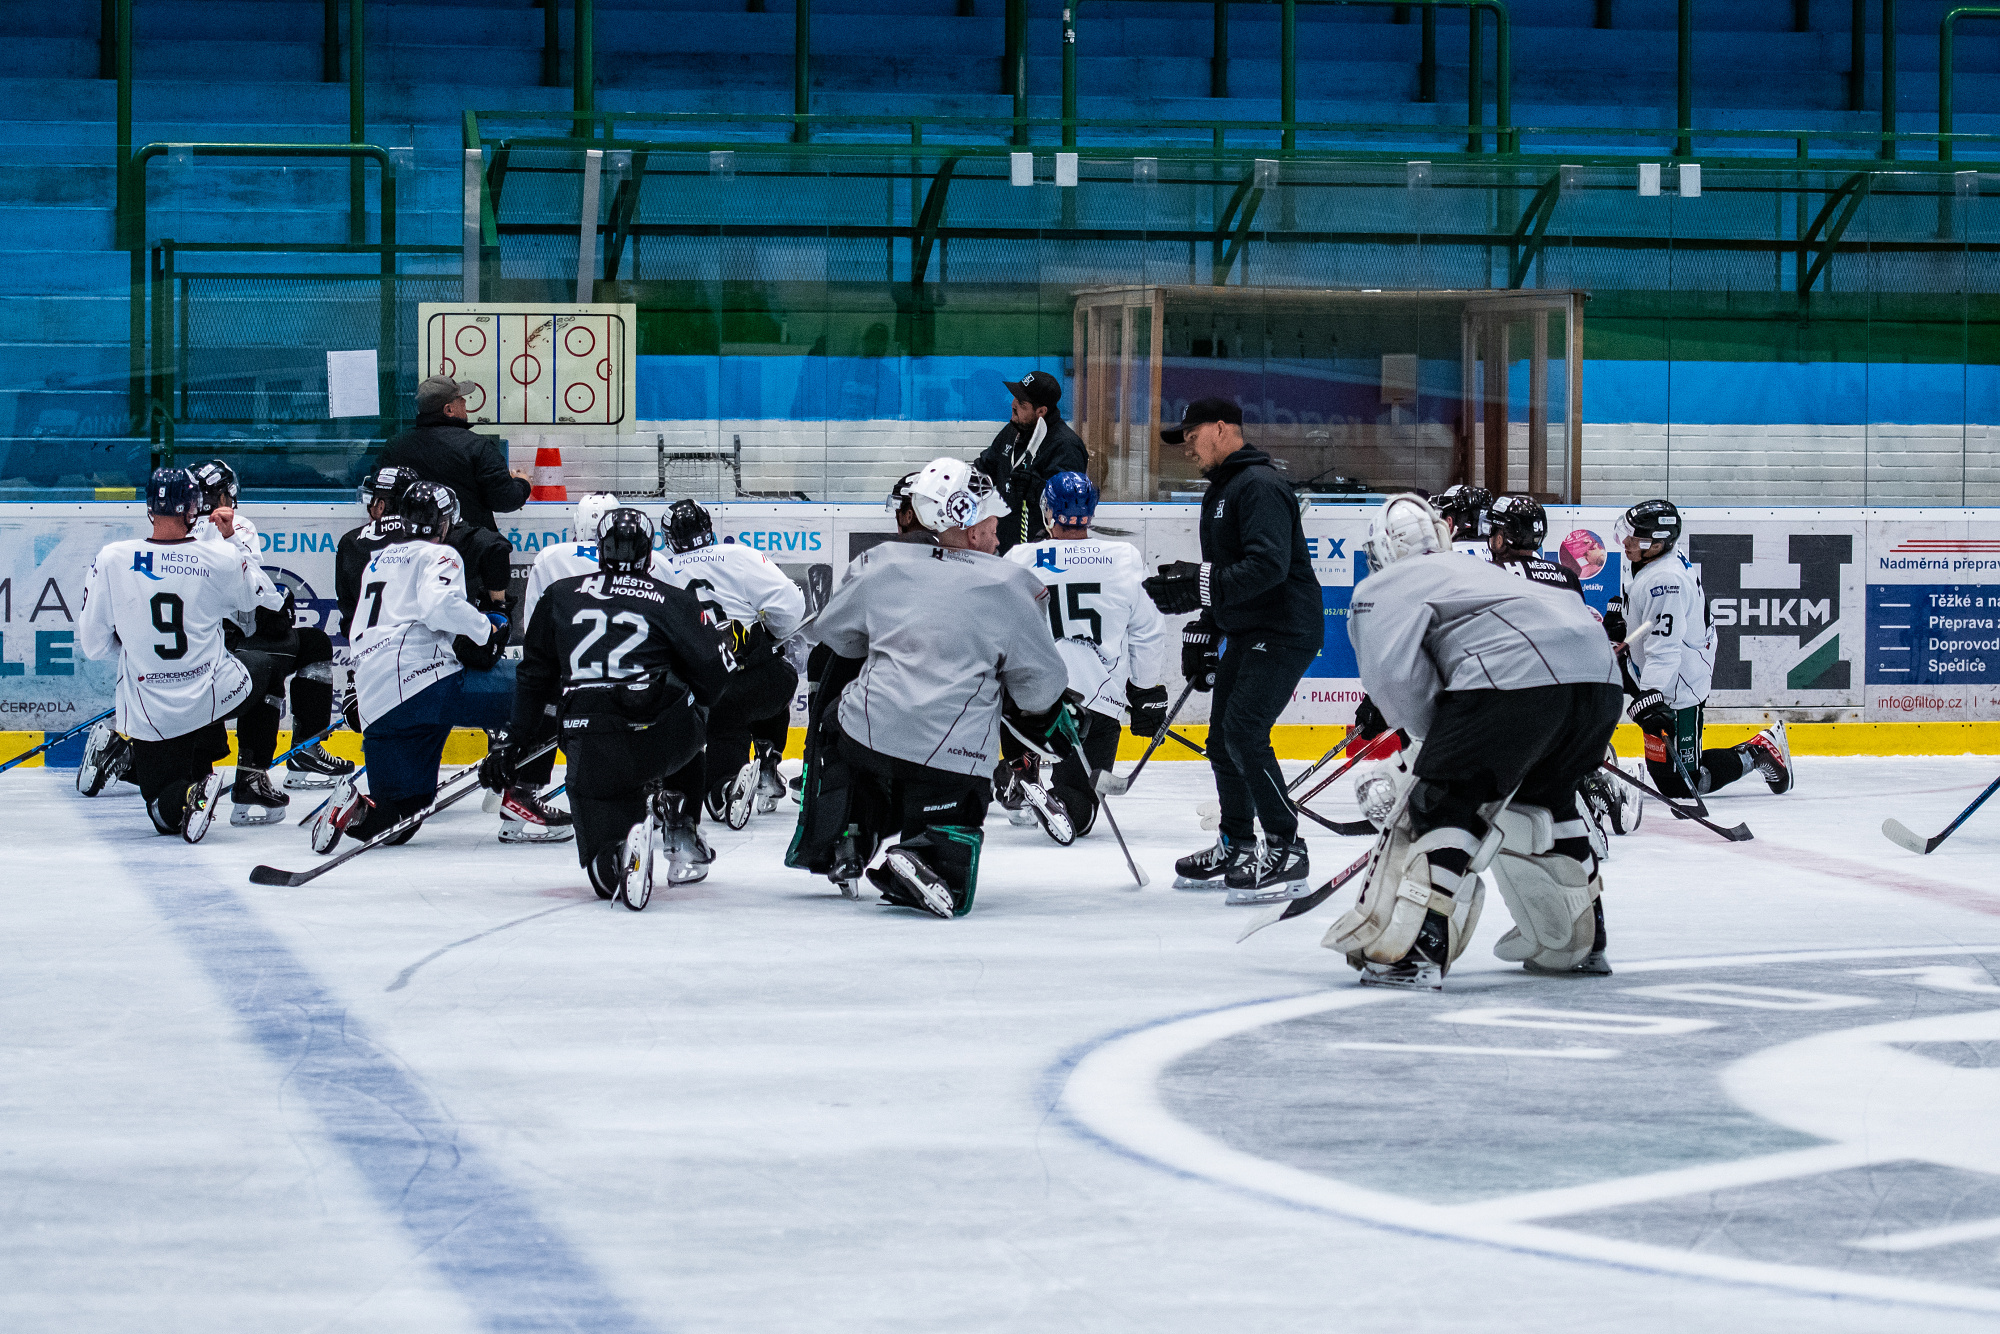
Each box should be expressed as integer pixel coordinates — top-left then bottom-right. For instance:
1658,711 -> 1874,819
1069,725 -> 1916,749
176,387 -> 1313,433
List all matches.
146,467 -> 202,522
1041,470 -> 1099,531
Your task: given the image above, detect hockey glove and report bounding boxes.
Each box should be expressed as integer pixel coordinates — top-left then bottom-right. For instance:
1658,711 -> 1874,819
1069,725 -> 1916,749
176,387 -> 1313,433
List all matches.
454,627 -> 506,672
1143,560 -> 1210,615
1628,688 -> 1674,736
478,741 -> 522,794
1181,624 -> 1220,692
1126,682 -> 1169,739
340,686 -> 363,737
1601,606 -> 1627,643
1353,694 -> 1389,741
1012,689 -> 1085,761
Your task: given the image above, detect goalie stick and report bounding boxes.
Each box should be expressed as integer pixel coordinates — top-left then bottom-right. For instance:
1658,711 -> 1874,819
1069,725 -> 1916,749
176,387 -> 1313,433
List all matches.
0,707 -> 114,775
1882,772 -> 2000,855
1236,846 -> 1375,942
1597,759 -> 1753,842
249,739 -> 559,887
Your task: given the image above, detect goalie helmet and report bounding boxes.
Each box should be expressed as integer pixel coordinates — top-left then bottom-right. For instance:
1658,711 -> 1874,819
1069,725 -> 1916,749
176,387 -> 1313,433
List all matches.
665,498 -> 715,553
1434,483 -> 1491,541
597,508 -> 656,575
573,492 -> 620,544
187,459 -> 239,512
1362,494 -> 1452,572
1614,498 -> 1681,551
910,456 -> 1007,534
1487,494 -> 1547,551
399,481 -> 451,540
146,467 -> 202,522
1041,470 -> 1099,530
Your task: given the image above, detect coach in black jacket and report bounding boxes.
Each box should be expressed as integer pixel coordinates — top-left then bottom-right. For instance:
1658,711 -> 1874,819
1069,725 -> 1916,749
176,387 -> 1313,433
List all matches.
973,370 -> 1089,554
1145,397 -> 1322,878
378,375 -> 532,533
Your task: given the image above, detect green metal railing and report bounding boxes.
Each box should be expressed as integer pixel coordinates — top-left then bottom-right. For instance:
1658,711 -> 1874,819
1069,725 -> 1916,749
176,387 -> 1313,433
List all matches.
1940,6 -> 2000,162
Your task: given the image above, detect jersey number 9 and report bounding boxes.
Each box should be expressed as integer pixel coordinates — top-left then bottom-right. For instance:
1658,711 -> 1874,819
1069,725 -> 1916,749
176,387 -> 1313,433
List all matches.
151,592 -> 187,659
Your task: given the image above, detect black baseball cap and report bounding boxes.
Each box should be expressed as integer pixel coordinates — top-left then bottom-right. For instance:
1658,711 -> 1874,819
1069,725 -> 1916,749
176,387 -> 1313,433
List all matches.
1003,370 -> 1062,409
1161,396 -> 1243,444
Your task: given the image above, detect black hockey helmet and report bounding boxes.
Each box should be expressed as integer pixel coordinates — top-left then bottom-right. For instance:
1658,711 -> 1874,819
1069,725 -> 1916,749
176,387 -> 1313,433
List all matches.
1434,483 -> 1491,540
357,464 -> 418,513
434,484 -> 462,529
1614,498 -> 1681,551
187,458 -> 239,512
1487,493 -> 1547,551
665,498 -> 714,553
885,470 -> 919,516
146,467 -> 202,523
399,481 -> 452,540
598,507 -> 656,575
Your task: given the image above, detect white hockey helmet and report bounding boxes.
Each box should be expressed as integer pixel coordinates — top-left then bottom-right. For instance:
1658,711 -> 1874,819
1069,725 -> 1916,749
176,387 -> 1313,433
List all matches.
909,456 -> 1007,534
573,491 -> 620,543
1363,493 -> 1453,572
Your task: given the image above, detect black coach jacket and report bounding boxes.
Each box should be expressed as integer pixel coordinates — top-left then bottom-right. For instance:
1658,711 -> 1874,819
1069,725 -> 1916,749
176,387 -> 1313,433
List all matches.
1197,444 -> 1322,647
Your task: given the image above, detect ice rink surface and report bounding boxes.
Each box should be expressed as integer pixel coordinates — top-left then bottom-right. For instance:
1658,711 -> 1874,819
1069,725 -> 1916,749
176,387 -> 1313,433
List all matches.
9,754 -> 2000,1332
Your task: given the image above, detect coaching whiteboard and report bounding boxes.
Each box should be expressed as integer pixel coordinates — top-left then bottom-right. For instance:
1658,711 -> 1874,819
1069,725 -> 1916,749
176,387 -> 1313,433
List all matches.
418,303 -> 637,434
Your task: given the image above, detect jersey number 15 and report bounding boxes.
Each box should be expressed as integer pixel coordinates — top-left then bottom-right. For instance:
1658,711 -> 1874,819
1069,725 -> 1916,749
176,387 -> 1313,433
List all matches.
1046,582 -> 1102,643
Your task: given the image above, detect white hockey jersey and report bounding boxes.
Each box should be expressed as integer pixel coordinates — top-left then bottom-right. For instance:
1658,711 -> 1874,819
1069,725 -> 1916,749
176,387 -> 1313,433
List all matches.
191,512 -> 283,631
520,539 -> 675,631
1004,536 -> 1168,720
78,536 -> 272,742
666,543 -> 806,641
1618,550 -> 1717,709
347,538 -> 496,728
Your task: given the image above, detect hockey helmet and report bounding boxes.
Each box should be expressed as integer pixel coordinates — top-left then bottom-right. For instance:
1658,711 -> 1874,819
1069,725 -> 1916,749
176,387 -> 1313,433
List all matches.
1041,470 -> 1099,530
434,484 -> 462,529
357,464 -> 418,514
665,498 -> 715,553
146,467 -> 202,523
1613,498 -> 1681,551
598,508 -> 656,575
910,457 -> 1007,534
573,491 -> 620,544
1434,483 -> 1491,541
187,458 -> 239,512
1362,494 -> 1452,572
884,470 -> 920,516
399,481 -> 452,540
1487,494 -> 1548,551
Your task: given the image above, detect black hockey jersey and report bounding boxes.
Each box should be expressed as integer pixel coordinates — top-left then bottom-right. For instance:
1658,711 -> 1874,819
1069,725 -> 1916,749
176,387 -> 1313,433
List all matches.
511,568 -> 733,739
1495,552 -> 1584,598
335,516 -> 408,640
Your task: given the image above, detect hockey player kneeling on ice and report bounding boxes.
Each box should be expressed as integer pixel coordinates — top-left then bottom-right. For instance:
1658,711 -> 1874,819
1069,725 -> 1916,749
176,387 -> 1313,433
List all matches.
77,468 -> 283,842
1610,498 -> 1793,802
1002,470 -> 1169,841
663,498 -> 806,831
788,457 -> 1068,918
1331,494 -> 1623,989
481,508 -> 732,907
309,482 -> 522,853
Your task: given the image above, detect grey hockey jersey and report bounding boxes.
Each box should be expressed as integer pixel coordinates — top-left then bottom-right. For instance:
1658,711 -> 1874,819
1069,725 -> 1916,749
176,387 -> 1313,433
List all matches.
809,540 -> 1067,775
1349,552 -> 1619,738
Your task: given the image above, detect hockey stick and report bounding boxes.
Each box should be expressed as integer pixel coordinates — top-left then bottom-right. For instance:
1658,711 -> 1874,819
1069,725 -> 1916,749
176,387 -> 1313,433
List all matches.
1199,730 -> 1394,834
1286,728 -> 1357,795
1236,846 -> 1374,942
1094,788 -> 1149,888
250,739 -> 559,887
260,720 -> 348,772
0,707 -> 114,775
1882,772 -> 2000,855
1164,729 -> 1207,757
1293,729 -> 1403,809
1095,681 -> 1198,796
1597,760 -> 1753,842
298,765 -> 366,824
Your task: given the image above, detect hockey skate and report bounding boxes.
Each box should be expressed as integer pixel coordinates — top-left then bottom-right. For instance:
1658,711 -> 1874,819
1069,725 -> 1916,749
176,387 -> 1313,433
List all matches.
498,785 -> 575,843
76,721 -> 131,797
1224,838 -> 1312,905
754,744 -> 786,814
1743,720 -> 1794,794
1355,913 -> 1450,990
1017,777 -> 1076,846
995,758 -> 1036,827
181,771 -> 226,844
619,818 -> 655,911
829,829 -> 865,900
723,758 -> 757,831
656,791 -> 711,885
229,768 -> 291,826
1174,834 -> 1254,890
308,775 -> 373,854
870,850 -> 956,919
284,742 -> 356,790
1526,949 -> 1612,977
790,773 -> 805,807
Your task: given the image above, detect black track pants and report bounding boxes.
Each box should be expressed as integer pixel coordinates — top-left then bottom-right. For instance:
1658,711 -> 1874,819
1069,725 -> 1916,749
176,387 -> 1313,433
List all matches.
1209,636 -> 1319,844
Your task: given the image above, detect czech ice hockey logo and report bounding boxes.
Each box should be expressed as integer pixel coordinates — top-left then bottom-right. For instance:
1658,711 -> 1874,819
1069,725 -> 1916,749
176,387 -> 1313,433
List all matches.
943,489 -> 980,528
1060,946 -> 2000,1314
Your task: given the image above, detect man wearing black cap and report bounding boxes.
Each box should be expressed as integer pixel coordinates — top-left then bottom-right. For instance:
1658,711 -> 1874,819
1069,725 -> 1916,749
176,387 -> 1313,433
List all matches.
974,370 -> 1089,554
378,375 -> 533,534
1144,397 -> 1322,902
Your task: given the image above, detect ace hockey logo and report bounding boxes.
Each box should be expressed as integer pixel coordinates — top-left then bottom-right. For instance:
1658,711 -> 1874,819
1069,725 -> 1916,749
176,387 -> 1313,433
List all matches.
1062,948 -> 2000,1315
1691,531 -> 1853,697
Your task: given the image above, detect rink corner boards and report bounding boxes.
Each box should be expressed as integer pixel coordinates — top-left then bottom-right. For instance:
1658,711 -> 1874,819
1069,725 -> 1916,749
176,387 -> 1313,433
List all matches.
8,721 -> 2000,769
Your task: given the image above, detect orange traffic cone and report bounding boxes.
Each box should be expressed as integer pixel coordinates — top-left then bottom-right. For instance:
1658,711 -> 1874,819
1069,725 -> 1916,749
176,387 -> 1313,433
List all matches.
530,443 -> 568,502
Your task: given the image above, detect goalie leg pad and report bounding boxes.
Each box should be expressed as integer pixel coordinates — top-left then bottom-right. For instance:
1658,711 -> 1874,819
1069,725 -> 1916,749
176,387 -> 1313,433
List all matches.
1489,804 -> 1603,971
1323,824 -> 1481,965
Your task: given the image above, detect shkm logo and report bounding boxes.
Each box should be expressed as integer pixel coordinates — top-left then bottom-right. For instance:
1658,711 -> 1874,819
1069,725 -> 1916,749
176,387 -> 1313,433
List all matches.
1690,533 -> 1852,692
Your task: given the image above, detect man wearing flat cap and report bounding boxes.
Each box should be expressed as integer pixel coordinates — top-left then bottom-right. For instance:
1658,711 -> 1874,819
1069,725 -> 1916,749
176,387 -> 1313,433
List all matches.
1143,397 -> 1322,899
974,370 -> 1089,554
379,375 -> 532,534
